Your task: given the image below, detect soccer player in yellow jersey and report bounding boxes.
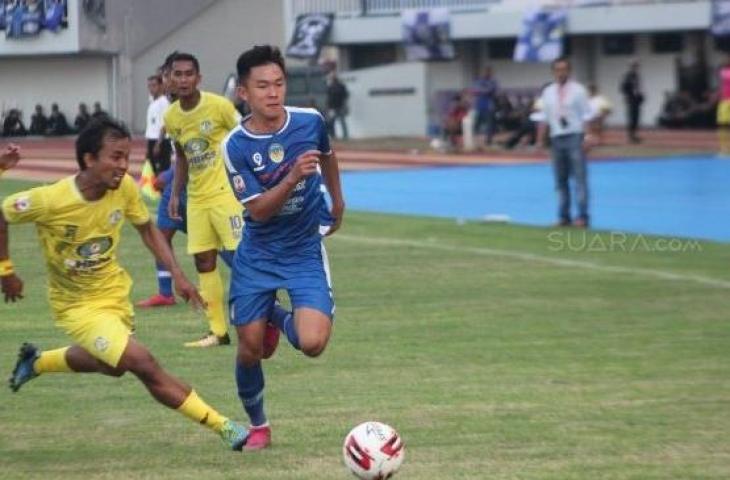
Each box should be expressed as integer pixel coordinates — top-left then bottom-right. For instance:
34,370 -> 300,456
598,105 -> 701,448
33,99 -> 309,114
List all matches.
0,143 -> 20,177
164,52 -> 244,347
0,117 -> 249,451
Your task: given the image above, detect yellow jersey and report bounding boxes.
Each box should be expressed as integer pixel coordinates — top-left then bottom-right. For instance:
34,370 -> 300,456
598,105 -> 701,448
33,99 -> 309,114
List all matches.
164,91 -> 241,206
1,174 -> 150,314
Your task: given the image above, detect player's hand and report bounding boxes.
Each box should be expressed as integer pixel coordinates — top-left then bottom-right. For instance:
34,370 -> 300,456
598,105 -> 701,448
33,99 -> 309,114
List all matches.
168,194 -> 181,220
325,200 -> 345,236
1,274 -> 24,303
174,275 -> 206,311
289,150 -> 321,181
0,144 -> 20,171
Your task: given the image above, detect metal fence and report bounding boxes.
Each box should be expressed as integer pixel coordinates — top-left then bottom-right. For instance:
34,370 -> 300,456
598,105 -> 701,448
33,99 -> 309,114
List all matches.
290,0 -> 702,17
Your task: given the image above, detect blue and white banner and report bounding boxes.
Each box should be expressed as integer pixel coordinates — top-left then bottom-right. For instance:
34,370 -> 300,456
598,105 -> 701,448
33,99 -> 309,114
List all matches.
401,8 -> 454,62
2,0 -> 67,37
712,0 -> 730,36
286,12 -> 333,59
513,8 -> 567,63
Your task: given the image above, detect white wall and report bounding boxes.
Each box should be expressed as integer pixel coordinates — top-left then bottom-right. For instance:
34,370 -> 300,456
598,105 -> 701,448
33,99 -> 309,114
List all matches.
0,56 -> 110,124
341,62 -> 428,138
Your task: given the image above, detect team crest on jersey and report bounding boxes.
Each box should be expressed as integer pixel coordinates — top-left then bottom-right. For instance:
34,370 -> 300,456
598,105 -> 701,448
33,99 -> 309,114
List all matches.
13,196 -> 30,212
109,209 -> 123,225
232,175 -> 245,193
200,120 -> 213,135
268,143 -> 285,163
185,138 -> 209,155
77,236 -> 113,258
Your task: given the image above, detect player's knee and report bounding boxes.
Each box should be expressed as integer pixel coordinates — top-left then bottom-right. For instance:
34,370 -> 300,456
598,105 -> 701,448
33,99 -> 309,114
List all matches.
128,350 -> 161,381
300,338 -> 328,358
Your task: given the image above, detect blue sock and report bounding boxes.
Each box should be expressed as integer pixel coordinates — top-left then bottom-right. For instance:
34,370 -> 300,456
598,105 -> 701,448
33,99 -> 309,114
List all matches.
235,361 -> 267,427
270,305 -> 300,350
218,249 -> 234,269
156,262 -> 173,297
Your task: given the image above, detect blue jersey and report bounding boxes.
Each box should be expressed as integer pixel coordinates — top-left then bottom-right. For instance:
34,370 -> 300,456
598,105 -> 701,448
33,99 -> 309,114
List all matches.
222,107 -> 333,258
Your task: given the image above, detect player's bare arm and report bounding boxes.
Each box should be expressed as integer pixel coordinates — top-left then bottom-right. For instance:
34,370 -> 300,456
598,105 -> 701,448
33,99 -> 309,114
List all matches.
152,126 -> 167,158
245,149 -> 321,222
0,144 -> 20,172
134,220 -> 204,309
319,150 -> 345,236
0,210 -> 24,303
168,141 -> 187,220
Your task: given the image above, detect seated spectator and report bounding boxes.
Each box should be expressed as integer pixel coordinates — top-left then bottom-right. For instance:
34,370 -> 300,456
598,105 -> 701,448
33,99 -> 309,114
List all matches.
658,91 -> 694,128
587,84 -> 612,144
442,94 -> 469,150
74,102 -> 91,132
29,104 -> 48,135
92,101 -> 107,119
494,93 -> 516,132
47,103 -> 70,135
3,109 -> 27,137
502,96 -> 539,150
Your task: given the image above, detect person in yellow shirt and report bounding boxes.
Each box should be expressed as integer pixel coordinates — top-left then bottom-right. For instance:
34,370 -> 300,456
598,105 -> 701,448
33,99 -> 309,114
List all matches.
0,117 -> 249,451
164,52 -> 243,347
0,143 -> 20,177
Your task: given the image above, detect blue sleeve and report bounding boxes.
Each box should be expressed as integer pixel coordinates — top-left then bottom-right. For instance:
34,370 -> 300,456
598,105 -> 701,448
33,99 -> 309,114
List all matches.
222,134 -> 264,204
317,114 -> 331,154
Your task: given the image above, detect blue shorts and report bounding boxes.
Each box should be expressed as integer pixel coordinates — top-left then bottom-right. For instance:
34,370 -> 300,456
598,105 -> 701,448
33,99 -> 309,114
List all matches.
157,193 -> 187,233
229,244 -> 334,326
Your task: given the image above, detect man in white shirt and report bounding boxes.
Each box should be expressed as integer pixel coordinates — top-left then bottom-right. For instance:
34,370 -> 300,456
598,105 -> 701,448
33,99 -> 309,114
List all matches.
537,57 -> 593,228
145,74 -> 172,175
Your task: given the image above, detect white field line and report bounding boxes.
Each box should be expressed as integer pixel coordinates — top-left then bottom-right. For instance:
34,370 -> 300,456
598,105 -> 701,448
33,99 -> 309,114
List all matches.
334,234 -> 730,290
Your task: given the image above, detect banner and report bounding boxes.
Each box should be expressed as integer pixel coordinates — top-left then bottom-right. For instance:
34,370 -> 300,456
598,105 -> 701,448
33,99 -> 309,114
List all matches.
2,0 -> 68,37
286,12 -> 333,59
401,8 -> 454,61
712,0 -> 730,36
513,8 -> 567,63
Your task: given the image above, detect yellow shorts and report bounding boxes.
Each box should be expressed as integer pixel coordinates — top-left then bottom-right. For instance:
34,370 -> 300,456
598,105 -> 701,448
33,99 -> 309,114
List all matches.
717,100 -> 730,126
187,195 -> 243,254
55,300 -> 134,368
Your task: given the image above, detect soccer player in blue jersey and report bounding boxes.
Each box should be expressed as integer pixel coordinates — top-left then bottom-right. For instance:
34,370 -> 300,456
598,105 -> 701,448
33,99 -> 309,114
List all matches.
221,45 -> 345,450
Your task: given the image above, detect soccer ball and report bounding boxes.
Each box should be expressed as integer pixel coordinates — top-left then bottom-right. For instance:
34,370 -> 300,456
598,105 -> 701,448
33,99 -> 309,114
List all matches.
342,421 -> 405,480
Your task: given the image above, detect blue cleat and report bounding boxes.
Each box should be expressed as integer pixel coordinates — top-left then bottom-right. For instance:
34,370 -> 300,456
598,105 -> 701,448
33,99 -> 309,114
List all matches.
220,420 -> 249,451
9,342 -> 40,393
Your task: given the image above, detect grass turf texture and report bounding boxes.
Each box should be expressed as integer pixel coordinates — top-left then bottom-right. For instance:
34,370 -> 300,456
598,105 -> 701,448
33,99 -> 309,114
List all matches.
1,178 -> 729,479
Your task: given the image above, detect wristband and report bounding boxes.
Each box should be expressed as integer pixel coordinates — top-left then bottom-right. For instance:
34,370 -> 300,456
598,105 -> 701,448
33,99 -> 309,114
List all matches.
0,259 -> 14,277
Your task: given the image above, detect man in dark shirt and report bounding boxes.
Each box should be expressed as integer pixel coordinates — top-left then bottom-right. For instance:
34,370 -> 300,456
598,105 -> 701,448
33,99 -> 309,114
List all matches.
621,60 -> 644,144
326,74 -> 349,140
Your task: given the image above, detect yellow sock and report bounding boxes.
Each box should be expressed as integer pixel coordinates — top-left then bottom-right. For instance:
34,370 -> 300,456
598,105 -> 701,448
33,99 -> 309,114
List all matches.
199,268 -> 227,337
33,347 -> 72,374
177,390 -> 227,432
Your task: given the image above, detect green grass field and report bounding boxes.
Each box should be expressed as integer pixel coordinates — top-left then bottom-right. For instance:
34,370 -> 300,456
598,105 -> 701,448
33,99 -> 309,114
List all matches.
1,178 -> 729,479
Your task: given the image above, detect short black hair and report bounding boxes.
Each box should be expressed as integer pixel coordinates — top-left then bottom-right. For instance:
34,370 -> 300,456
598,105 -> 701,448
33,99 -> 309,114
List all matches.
147,74 -> 162,83
75,116 -> 130,171
236,45 -> 286,82
170,52 -> 200,73
551,56 -> 571,69
161,50 -> 179,73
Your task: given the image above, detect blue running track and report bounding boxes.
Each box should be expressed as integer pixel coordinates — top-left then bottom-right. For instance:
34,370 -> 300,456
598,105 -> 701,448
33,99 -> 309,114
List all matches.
341,155 -> 730,242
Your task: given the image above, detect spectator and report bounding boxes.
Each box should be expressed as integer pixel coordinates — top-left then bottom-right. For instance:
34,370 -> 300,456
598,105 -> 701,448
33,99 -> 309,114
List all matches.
47,103 -> 70,135
2,109 -> 27,137
537,57 -> 593,228
471,66 -> 499,147
326,73 -> 349,140
91,101 -> 107,119
621,60 -> 644,143
74,103 -> 91,132
502,95 -> 539,150
29,104 -> 48,135
587,84 -> 612,145
657,91 -> 693,128
442,93 -> 468,150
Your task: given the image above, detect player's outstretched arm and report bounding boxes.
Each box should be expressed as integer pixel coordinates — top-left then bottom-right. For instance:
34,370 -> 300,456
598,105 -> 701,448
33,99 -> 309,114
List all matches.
0,144 -> 20,174
0,210 -> 24,303
320,151 -> 345,236
134,221 -> 205,309
245,149 -> 321,222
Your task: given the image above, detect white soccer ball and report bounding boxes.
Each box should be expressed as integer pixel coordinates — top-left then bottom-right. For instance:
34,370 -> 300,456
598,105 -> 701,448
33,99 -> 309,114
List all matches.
342,421 -> 405,480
